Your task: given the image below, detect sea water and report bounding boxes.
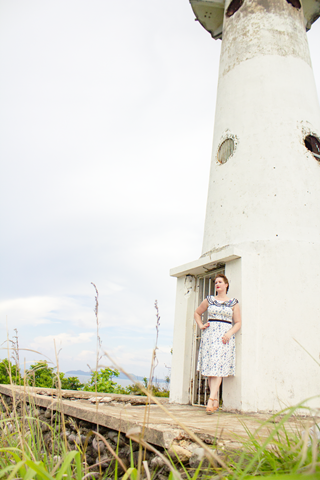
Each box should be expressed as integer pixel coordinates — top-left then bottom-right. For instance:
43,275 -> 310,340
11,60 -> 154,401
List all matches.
66,374 -> 134,389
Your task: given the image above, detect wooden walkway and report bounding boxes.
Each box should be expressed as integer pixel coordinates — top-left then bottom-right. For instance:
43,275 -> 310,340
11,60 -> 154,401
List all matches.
0,385 -> 313,450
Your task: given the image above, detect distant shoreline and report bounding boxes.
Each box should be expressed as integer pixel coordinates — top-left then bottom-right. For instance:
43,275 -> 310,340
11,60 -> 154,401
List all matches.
66,370 -> 167,383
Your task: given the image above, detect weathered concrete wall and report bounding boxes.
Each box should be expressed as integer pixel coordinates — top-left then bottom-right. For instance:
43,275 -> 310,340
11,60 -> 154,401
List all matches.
203,1 -> 320,252
220,0 -> 311,77
222,257 -> 243,411
201,0 -> 320,412
170,276 -> 197,404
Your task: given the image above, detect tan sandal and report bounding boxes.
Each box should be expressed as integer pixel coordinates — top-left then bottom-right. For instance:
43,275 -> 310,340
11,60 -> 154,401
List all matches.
206,398 -> 219,415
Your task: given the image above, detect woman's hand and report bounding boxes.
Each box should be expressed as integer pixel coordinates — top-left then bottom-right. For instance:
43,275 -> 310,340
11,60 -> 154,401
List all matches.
200,322 -> 209,330
222,332 -> 231,344
221,304 -> 241,344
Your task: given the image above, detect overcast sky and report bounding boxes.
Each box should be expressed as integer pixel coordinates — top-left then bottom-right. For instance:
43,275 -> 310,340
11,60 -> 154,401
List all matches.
1,1 -> 320,380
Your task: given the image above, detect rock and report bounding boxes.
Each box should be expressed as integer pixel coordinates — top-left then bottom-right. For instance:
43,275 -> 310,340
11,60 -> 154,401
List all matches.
121,441 -> 139,458
41,422 -> 50,433
86,472 -> 100,479
44,409 -> 52,419
118,446 -> 129,459
95,453 -> 111,468
79,426 -> 90,434
79,430 -> 92,443
66,419 -> 78,431
89,396 -> 103,403
107,431 -> 126,447
168,445 -> 192,463
132,451 -> 140,465
84,454 -> 96,465
150,456 -> 167,469
132,441 -> 140,452
68,433 -> 81,445
100,397 -> 112,403
60,430 -> 71,439
157,474 -> 169,480
86,452 -> 96,465
85,445 -> 95,457
38,414 -> 48,422
92,437 -> 106,453
189,448 -> 210,469
184,442 -> 199,454
132,450 -> 151,465
178,440 -> 190,449
79,434 -> 88,445
197,433 -> 217,445
43,432 -> 52,445
6,422 -> 14,433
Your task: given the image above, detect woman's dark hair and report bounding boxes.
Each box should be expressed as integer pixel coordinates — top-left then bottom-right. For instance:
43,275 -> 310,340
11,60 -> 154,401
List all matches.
214,274 -> 229,293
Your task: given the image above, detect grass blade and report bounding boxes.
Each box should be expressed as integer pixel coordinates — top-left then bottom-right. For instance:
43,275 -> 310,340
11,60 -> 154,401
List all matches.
25,460 -> 55,480
122,467 -> 137,480
55,451 -> 81,480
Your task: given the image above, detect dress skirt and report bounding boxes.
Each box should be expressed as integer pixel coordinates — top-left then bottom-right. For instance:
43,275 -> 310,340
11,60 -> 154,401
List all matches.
197,321 -> 235,377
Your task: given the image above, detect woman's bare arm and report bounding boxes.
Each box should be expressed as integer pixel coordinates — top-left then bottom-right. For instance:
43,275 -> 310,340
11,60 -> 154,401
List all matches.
194,299 -> 209,330
222,303 -> 241,343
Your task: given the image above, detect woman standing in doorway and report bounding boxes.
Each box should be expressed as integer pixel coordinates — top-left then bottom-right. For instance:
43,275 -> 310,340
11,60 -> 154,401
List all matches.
194,274 -> 241,414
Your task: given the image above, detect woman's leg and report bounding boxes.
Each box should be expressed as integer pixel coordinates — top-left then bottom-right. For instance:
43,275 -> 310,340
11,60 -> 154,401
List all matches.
207,376 -> 222,407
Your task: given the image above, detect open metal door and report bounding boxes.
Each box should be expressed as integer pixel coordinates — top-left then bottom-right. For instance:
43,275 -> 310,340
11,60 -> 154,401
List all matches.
190,267 -> 225,406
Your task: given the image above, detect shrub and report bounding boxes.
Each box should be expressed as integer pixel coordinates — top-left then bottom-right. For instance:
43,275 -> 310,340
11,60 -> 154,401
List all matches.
82,367 -> 126,394
0,358 -> 20,385
26,361 -> 84,390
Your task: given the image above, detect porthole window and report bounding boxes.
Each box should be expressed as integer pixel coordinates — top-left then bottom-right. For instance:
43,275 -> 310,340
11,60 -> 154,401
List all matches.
286,0 -> 301,8
305,135 -> 320,161
217,138 -> 235,164
226,0 -> 244,17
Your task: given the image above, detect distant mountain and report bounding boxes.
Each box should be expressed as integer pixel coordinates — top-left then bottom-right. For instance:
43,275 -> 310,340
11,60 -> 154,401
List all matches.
66,370 -> 91,376
66,370 -> 166,383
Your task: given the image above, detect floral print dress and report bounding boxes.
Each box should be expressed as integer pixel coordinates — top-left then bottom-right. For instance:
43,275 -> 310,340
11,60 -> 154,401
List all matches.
197,296 -> 238,377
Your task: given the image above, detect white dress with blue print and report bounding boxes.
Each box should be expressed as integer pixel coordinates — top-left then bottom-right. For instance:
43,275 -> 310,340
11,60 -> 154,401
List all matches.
197,296 -> 238,377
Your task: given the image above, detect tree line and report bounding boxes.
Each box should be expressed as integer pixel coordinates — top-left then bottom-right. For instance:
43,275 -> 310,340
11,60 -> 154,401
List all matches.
0,358 -> 169,396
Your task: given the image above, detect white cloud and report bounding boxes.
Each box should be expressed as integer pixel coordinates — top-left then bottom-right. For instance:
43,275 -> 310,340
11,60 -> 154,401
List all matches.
0,296 -> 94,328
74,350 -> 96,368
31,332 -> 94,351
1,1 -> 319,378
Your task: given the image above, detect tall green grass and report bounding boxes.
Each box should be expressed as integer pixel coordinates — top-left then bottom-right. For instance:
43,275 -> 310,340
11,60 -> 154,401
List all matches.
1,371 -> 320,479
1,288 -> 319,479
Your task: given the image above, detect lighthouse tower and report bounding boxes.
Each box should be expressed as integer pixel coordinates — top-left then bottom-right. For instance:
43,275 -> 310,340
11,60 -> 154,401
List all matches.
170,0 -> 320,412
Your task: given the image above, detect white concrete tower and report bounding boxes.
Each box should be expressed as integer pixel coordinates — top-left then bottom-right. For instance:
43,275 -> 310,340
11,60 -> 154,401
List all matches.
170,0 -> 320,412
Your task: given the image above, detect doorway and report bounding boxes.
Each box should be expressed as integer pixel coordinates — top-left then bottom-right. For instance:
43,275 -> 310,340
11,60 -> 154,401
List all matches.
190,267 -> 225,406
